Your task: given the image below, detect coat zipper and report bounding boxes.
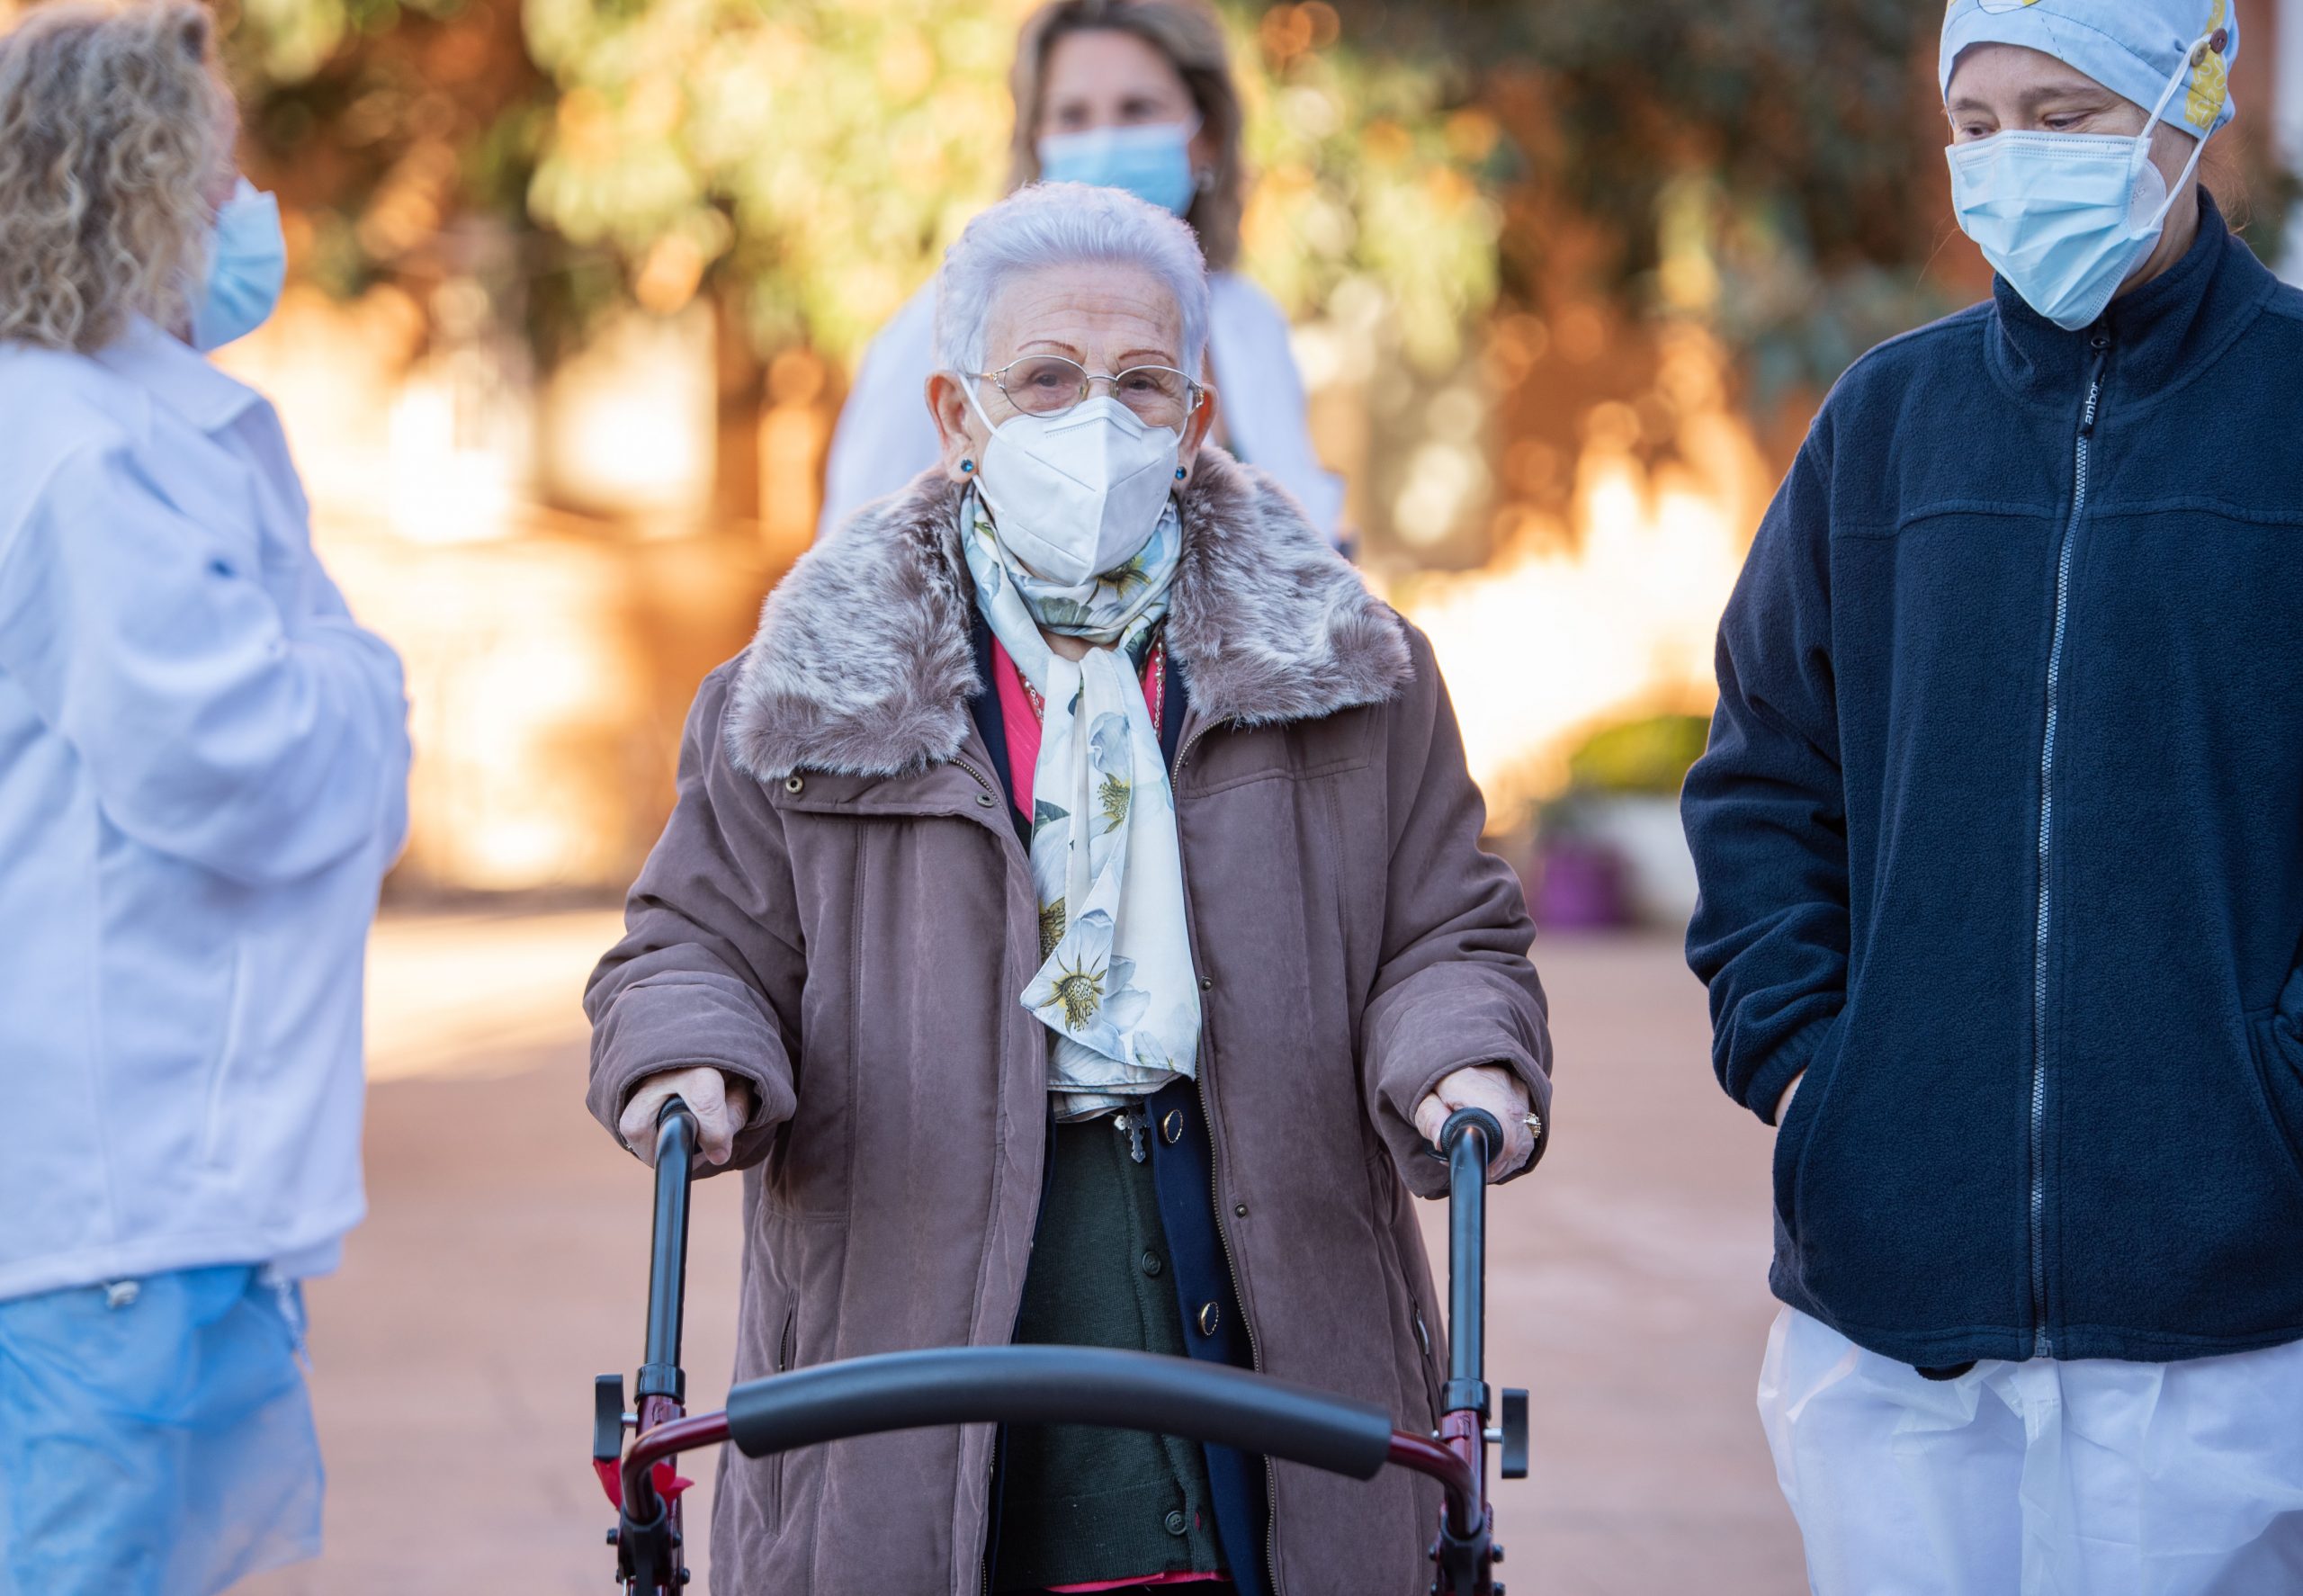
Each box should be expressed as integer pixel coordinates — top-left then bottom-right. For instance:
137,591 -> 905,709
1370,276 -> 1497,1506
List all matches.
956,748 -> 1030,1596
1170,716 -> 1225,789
955,756 -> 1003,812
2029,326 -> 2110,1360
1169,716 -> 1281,1595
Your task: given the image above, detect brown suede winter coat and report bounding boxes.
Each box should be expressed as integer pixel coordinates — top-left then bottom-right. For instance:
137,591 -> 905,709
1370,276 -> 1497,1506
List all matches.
585,451 -> 1552,1595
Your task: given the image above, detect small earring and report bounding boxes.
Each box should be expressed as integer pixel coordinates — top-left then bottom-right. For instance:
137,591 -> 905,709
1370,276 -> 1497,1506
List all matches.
1175,467 -> 1187,480
961,460 -> 974,473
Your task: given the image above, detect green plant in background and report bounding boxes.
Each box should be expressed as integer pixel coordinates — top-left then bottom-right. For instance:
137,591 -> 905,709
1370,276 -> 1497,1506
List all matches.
1524,711 -> 1710,852
1564,713 -> 1711,797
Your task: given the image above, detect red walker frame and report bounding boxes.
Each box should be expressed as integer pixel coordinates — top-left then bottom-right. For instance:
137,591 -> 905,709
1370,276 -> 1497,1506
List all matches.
593,1104 -> 1529,1594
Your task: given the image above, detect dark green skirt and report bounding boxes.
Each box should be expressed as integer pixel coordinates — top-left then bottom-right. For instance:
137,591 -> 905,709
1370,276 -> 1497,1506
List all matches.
991,1113 -> 1226,1592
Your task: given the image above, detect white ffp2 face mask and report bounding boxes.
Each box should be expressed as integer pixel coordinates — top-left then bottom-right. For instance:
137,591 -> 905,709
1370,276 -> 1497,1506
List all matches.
965,389 -> 1181,587
1946,31 -> 2215,331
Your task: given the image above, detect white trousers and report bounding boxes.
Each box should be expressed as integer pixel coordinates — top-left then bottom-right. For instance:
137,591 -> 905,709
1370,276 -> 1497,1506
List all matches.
1759,1306 -> 2303,1596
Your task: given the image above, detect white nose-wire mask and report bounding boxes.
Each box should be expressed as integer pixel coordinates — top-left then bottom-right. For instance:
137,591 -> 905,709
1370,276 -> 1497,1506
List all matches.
1947,28 -> 2218,331
964,385 -> 1181,587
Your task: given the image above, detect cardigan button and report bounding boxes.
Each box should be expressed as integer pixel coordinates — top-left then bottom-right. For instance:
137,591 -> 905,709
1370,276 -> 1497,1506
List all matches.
1196,1301 -> 1221,1337
1163,1509 -> 1188,1537
1160,1109 -> 1185,1145
1141,1249 -> 1164,1278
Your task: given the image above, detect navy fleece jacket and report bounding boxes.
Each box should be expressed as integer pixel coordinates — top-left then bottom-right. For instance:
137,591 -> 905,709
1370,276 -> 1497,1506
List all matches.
1684,194 -> 2303,1367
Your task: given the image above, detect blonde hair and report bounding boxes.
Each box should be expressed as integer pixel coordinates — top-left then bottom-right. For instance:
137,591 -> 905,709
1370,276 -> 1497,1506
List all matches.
0,1 -> 229,354
1007,0 -> 1245,273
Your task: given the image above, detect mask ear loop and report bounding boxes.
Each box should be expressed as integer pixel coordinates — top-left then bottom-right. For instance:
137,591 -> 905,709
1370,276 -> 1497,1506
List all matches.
2128,26 -> 2223,234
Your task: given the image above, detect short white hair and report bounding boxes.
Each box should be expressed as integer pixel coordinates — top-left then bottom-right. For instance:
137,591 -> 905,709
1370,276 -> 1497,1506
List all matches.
934,182 -> 1210,377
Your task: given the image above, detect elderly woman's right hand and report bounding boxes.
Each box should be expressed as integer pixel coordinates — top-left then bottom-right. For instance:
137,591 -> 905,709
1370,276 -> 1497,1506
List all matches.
619,1066 -> 754,1167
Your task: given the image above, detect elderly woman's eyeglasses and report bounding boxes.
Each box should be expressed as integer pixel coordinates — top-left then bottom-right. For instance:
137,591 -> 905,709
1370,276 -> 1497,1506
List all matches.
974,355 -> 1204,429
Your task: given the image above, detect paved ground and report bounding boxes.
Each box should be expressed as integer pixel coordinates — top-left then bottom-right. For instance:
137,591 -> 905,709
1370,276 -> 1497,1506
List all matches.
241,912 -> 1806,1595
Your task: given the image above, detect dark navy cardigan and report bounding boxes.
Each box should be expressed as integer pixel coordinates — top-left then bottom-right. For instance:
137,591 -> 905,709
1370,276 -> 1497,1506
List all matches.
969,616 -> 1269,1596
1685,194 -> 2303,1367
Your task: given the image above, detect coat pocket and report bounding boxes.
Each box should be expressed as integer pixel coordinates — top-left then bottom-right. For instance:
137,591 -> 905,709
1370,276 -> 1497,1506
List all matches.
2244,1014 -> 2303,1199
1364,1150 -> 1445,1428
766,1303 -> 797,1529
198,946 -> 249,1168
1770,1018 -> 1846,1239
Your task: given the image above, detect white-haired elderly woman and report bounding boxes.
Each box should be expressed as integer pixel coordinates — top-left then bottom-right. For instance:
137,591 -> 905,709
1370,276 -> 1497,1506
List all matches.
0,4 -> 408,1592
587,183 -> 1549,1595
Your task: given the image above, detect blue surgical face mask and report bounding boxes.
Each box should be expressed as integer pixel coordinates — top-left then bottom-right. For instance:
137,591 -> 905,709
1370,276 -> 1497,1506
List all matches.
1946,31 -> 2214,331
191,178 -> 287,352
1036,119 -> 1201,216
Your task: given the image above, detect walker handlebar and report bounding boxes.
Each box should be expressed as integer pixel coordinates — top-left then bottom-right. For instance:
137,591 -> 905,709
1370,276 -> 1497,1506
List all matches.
724,1344 -> 1397,1479
618,1346 -> 1482,1555
599,1097 -> 1528,1594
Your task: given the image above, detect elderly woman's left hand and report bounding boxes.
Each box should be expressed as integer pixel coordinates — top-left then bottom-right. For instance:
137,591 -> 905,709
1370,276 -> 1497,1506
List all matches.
1412,1063 -> 1537,1179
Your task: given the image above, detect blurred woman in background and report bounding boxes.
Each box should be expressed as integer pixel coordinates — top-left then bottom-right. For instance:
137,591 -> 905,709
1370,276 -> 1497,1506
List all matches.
819,0 -> 1348,546
0,5 -> 410,1591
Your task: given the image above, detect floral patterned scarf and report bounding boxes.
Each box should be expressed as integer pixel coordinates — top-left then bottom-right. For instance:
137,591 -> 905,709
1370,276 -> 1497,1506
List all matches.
961,488 -> 1202,1121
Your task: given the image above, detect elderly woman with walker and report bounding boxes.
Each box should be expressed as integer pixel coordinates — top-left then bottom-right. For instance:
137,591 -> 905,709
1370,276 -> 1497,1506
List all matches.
587,182 -> 1549,1594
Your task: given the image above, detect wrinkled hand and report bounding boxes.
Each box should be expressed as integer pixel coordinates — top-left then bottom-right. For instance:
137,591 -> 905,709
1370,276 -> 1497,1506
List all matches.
619,1066 -> 754,1168
1412,1063 -> 1537,1179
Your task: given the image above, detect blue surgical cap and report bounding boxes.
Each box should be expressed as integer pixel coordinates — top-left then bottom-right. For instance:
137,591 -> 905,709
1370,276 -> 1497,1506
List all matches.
1940,0 -> 2240,139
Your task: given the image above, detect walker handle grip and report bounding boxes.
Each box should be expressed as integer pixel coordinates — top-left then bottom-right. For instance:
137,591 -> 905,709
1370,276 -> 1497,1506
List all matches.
635,1098 -> 696,1404
724,1346 -> 1394,1481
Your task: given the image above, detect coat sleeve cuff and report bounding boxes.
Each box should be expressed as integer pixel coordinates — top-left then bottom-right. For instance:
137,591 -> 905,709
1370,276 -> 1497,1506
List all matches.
1366,964 -> 1552,1199
587,973 -> 797,1169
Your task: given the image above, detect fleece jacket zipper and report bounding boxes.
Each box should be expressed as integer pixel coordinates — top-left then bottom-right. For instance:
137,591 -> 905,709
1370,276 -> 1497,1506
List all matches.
2029,323 -> 2111,1358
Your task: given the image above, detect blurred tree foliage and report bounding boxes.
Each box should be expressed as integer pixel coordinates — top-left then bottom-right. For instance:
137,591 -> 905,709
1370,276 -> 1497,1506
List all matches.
217,0 -> 1507,372
222,0 -> 546,295
519,0 -> 1506,369
1467,0 -> 1965,403
216,0 -> 2290,401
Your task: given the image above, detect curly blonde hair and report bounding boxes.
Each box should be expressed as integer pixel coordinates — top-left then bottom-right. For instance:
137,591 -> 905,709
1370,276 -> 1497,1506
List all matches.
0,1 -> 229,354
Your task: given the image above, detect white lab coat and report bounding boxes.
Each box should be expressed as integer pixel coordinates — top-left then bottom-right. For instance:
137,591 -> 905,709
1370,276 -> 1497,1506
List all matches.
817,271 -> 1348,542
0,319 -> 410,1303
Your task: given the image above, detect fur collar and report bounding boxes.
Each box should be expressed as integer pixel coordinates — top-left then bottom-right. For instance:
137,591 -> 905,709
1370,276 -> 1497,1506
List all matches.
727,449 -> 1411,781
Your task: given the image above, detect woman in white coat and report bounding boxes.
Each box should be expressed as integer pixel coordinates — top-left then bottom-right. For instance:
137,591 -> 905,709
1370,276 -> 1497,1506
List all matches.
818,0 -> 1349,546
0,5 -> 409,1592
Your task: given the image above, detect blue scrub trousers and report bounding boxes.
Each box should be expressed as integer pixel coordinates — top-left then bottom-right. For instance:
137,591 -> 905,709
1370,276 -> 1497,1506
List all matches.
0,1265 -> 323,1596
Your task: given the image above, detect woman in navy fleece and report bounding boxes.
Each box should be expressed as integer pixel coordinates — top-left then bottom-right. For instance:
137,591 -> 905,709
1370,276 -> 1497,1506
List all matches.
1683,3 -> 2303,1591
